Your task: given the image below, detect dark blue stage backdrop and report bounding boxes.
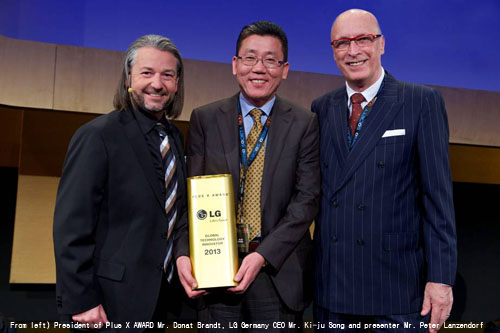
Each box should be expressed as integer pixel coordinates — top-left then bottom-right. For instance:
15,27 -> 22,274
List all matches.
0,0 -> 499,92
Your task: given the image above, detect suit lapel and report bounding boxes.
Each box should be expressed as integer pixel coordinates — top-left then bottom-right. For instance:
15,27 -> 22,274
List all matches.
215,95 -> 240,200
261,96 -> 292,209
327,88 -> 350,171
334,72 -> 403,194
120,108 -> 165,212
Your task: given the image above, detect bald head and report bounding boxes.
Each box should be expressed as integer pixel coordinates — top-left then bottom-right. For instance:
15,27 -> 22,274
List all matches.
330,9 -> 385,91
331,9 -> 381,40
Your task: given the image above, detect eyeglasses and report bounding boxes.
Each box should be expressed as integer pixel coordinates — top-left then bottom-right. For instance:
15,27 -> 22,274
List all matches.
331,34 -> 382,50
236,55 -> 286,69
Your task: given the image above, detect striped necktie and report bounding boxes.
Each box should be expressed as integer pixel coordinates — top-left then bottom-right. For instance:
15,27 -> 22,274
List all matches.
155,123 -> 177,282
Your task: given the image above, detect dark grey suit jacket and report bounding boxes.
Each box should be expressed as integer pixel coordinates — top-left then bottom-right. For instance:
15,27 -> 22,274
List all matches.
181,94 -> 320,311
53,108 -> 187,328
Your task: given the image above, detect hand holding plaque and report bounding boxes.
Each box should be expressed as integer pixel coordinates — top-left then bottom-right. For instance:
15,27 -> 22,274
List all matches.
176,256 -> 207,298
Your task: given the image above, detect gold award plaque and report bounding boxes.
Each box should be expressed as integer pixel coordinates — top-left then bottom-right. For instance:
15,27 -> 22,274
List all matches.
187,174 -> 239,289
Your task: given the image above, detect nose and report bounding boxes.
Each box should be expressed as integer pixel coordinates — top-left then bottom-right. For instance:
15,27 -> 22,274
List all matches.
150,73 -> 163,89
252,58 -> 267,73
347,41 -> 361,55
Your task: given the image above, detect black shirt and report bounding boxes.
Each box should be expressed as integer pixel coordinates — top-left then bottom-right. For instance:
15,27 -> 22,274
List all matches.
133,108 -> 178,203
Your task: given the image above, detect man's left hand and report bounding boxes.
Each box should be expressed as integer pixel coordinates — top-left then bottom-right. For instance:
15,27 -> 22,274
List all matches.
420,282 -> 453,333
228,252 -> 265,293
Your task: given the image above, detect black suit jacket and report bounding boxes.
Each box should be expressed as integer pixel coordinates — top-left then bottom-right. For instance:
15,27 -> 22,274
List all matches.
53,108 -> 187,327
182,94 -> 320,311
312,72 -> 457,315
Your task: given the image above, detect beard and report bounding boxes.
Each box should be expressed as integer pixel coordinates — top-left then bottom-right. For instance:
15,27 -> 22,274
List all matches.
131,91 -> 173,116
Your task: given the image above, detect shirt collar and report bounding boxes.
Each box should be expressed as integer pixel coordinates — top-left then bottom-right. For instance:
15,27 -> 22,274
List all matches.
134,108 -> 169,135
239,93 -> 276,117
346,67 -> 385,106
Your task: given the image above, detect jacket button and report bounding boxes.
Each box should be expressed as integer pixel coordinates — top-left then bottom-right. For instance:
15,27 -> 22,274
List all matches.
357,239 -> 365,246
323,162 -> 329,169
377,161 -> 385,168
331,236 -> 338,243
157,264 -> 164,271
358,204 -> 365,211
331,200 -> 339,208
161,232 -> 168,239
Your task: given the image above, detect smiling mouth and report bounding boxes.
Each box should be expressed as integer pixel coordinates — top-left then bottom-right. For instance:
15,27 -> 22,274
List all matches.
347,60 -> 367,67
146,93 -> 165,98
250,79 -> 266,84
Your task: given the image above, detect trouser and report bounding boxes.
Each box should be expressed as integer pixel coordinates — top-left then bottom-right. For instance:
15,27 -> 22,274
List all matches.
198,269 -> 303,332
314,305 -> 430,332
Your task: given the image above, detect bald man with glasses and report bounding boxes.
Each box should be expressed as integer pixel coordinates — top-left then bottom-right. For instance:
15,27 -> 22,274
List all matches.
312,9 -> 457,332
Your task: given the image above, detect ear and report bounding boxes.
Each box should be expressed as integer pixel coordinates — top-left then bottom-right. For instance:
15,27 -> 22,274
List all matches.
232,56 -> 238,76
126,74 -> 132,89
281,62 -> 290,80
172,76 -> 179,94
332,45 -> 339,63
380,35 -> 385,55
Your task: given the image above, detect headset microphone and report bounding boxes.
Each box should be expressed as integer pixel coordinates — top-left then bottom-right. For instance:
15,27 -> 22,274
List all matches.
128,87 -> 133,93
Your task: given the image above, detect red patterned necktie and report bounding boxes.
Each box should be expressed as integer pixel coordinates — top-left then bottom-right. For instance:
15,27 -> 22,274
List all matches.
349,93 -> 366,136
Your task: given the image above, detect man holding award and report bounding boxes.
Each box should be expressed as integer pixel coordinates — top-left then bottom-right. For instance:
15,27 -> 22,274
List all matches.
175,21 -> 320,330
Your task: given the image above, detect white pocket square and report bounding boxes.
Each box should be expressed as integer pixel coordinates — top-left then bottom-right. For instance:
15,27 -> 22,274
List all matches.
382,129 -> 406,138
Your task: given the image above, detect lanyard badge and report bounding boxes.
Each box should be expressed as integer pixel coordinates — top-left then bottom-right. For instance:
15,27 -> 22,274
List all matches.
236,101 -> 271,250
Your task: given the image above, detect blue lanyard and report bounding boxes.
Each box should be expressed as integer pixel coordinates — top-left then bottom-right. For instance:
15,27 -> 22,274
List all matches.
237,101 -> 271,222
238,108 -> 271,170
347,103 -> 372,148
347,81 -> 384,149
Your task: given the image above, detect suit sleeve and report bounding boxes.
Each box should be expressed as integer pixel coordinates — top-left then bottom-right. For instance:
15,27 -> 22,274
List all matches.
53,124 -> 107,315
173,108 -> 206,259
417,88 -> 457,286
186,108 -> 206,177
172,126 -> 190,259
257,112 -> 320,270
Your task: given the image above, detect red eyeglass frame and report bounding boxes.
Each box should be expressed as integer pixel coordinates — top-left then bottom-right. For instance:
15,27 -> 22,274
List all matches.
331,34 -> 382,48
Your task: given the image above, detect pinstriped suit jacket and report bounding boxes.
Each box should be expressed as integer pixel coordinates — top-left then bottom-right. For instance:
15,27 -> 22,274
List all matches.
311,72 -> 457,315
